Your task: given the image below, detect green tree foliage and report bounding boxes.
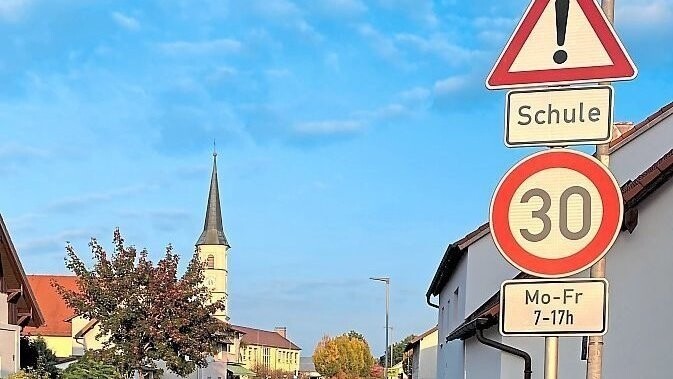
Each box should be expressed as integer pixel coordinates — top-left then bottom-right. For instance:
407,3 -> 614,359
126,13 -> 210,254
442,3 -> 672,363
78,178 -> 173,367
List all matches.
313,333 -> 375,379
19,337 -> 60,379
62,354 -> 121,379
54,229 -> 233,378
378,335 -> 416,367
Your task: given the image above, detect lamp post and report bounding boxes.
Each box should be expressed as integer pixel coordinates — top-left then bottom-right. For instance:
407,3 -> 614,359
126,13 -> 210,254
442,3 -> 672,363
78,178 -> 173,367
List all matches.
370,277 -> 390,379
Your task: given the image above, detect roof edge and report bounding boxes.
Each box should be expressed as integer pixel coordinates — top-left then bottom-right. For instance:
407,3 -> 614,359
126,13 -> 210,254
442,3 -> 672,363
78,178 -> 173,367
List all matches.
609,101 -> 673,153
0,215 -> 45,327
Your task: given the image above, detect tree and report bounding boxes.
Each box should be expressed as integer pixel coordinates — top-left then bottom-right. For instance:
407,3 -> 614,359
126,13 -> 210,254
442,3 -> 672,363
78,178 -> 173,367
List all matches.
314,333 -> 375,379
19,337 -> 60,379
54,229 -> 232,378
62,353 -> 121,379
378,335 -> 416,367
345,331 -> 366,342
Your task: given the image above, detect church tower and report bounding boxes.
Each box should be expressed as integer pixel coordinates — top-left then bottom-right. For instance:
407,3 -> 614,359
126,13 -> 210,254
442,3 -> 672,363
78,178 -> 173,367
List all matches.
196,151 -> 230,322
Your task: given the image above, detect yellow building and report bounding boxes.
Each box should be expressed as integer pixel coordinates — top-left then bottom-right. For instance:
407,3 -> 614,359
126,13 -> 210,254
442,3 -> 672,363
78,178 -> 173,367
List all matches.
234,325 -> 301,373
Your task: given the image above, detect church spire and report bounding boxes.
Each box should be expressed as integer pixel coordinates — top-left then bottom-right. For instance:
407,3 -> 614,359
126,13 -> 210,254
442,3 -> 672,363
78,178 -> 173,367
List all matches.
196,151 -> 230,247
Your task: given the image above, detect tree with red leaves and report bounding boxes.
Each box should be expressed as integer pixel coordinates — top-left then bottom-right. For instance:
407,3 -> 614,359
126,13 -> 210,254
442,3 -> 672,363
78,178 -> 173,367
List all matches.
55,229 -> 232,378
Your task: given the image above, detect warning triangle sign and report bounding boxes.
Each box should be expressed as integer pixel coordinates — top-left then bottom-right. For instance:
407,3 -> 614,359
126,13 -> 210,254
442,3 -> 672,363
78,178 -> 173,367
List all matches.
486,0 -> 637,89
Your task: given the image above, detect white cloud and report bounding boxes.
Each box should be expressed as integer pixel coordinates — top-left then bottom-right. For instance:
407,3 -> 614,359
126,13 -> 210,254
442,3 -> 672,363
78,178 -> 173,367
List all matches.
433,75 -> 470,96
324,52 -> 340,71
395,33 -> 481,65
293,120 -> 365,135
0,0 -> 31,22
398,87 -> 431,103
0,142 -> 48,159
47,184 -> 158,213
319,0 -> 367,15
617,1 -> 673,27
158,39 -> 243,55
358,24 -> 402,61
17,229 -> 93,252
111,11 -> 140,31
252,0 -> 301,19
377,0 -> 438,27
473,16 -> 516,30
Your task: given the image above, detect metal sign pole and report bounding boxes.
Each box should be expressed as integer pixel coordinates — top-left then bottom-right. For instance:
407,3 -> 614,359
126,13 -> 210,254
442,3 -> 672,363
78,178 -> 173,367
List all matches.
544,337 -> 559,379
587,1 -> 615,379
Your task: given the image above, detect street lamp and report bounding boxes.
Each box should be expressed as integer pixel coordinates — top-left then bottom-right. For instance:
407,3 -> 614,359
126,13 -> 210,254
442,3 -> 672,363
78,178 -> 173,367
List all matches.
370,277 -> 390,379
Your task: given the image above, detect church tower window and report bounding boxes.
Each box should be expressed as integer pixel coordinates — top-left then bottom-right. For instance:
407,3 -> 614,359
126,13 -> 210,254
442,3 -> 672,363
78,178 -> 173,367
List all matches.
206,255 -> 215,269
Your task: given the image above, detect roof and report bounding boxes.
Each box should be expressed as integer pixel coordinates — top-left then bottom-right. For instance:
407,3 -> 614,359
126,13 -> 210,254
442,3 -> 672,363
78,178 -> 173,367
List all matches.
447,148 -> 673,341
300,357 -> 317,372
610,101 -> 673,153
232,325 -> 301,350
404,325 -> 438,352
196,153 -> 230,247
0,215 -> 45,328
426,224 -> 489,297
24,275 -> 79,336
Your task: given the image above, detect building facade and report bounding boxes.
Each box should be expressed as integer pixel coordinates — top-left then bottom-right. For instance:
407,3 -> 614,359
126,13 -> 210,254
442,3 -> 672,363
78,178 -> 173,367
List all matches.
404,326 -> 437,379
426,101 -> 673,379
0,215 -> 45,377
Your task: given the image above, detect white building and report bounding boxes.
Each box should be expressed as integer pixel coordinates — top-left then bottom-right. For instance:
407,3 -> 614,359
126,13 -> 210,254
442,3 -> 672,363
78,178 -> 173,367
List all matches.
426,101 -> 673,379
404,326 -> 438,379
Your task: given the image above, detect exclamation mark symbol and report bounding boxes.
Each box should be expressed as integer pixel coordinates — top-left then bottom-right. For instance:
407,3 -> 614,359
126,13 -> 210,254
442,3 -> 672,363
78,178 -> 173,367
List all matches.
553,0 -> 570,64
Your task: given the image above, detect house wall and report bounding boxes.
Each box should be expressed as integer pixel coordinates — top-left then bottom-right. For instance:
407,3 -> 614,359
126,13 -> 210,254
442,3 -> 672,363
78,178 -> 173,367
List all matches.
436,254 -> 467,379
36,335 -> 73,358
464,327 -> 499,379
0,323 -> 20,377
610,114 -> 673,184
0,293 -> 7,324
417,330 -> 437,379
602,181 -> 673,379
71,316 -> 106,357
465,236 -> 518,319
240,344 -> 301,372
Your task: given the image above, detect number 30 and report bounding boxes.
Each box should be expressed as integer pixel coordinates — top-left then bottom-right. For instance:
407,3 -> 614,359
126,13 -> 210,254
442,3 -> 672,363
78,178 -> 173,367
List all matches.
519,186 -> 591,242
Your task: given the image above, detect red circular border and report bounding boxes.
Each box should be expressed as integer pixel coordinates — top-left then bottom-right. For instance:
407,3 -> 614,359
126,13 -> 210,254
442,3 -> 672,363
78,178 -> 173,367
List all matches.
490,150 -> 623,277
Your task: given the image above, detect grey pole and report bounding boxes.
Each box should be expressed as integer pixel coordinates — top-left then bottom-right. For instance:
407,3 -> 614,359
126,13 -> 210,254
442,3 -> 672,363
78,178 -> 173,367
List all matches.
385,280 -> 390,378
587,2 -> 614,379
370,277 -> 391,379
544,336 -> 559,379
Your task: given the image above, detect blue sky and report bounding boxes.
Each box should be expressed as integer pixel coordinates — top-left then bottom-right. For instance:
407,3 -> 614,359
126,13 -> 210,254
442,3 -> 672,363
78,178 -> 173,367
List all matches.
1,0 -> 672,357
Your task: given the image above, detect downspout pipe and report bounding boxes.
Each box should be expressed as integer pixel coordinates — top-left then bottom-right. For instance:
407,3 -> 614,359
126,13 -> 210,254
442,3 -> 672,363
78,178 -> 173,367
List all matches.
474,318 -> 532,379
426,293 -> 439,308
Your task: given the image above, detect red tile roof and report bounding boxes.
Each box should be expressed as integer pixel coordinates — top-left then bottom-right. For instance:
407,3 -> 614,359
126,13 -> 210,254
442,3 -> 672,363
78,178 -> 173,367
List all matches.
232,325 -> 301,350
24,275 -> 79,337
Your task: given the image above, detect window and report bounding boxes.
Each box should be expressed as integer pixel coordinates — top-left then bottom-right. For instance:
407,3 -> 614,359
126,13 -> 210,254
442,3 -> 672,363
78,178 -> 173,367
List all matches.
206,254 -> 215,269
453,287 -> 460,323
263,347 -> 271,367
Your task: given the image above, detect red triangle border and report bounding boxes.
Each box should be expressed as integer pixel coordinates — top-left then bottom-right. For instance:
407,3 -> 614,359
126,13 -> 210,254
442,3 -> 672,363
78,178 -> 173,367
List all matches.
486,0 -> 637,89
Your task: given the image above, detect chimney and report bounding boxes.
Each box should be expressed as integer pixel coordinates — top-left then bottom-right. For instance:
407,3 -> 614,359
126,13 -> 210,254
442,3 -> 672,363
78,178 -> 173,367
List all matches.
275,327 -> 287,338
612,121 -> 635,141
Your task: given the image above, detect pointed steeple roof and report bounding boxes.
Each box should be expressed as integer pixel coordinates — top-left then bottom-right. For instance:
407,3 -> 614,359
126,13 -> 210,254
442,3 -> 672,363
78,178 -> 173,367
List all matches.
196,152 -> 230,247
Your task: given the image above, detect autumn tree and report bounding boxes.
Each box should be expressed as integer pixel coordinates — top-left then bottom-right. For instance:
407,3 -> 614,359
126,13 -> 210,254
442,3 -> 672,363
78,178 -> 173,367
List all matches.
378,335 -> 416,367
314,333 -> 375,379
55,229 -> 232,378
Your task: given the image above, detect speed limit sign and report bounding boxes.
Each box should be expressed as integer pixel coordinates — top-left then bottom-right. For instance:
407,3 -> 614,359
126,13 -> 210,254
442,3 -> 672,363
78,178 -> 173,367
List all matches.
490,149 -> 623,278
